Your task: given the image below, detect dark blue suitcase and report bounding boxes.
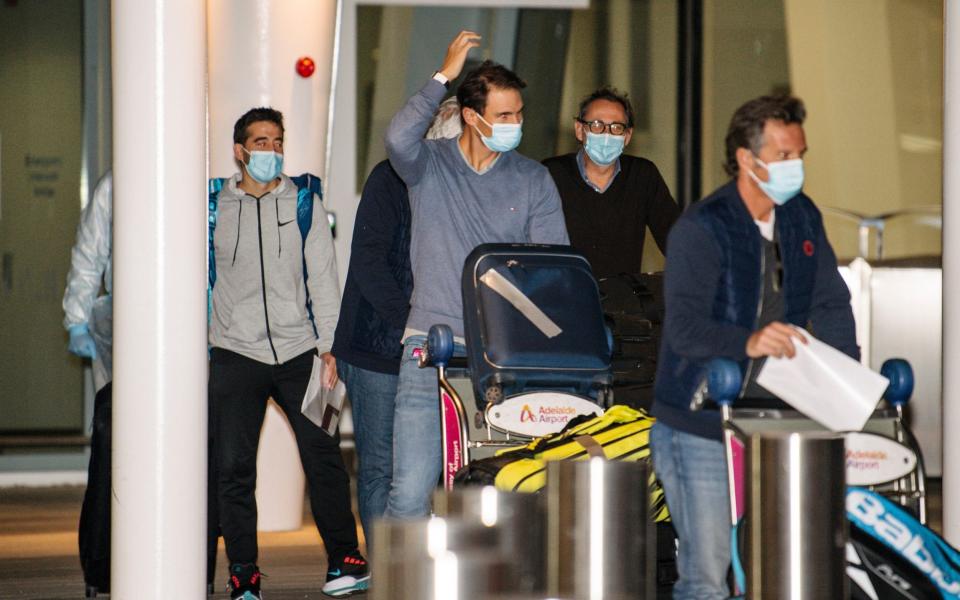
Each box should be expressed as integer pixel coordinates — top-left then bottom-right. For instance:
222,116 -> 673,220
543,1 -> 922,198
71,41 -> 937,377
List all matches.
461,243 -> 613,409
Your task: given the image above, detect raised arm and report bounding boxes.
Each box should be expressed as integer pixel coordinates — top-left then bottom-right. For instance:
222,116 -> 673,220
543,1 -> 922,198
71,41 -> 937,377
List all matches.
384,30 -> 480,186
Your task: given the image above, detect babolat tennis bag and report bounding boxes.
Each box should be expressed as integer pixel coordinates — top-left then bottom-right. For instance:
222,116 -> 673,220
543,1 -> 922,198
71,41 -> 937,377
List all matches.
847,487 -> 960,599
461,243 -> 613,408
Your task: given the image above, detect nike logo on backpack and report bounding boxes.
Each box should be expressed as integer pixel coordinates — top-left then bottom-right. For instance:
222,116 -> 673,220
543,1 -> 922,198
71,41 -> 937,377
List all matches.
278,219 -> 295,226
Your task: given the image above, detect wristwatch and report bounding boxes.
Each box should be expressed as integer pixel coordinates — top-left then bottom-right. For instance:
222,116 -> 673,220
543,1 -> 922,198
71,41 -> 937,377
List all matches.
432,70 -> 450,89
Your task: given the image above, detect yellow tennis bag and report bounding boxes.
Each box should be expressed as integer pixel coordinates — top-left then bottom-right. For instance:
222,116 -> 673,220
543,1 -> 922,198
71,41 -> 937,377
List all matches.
454,404 -> 670,522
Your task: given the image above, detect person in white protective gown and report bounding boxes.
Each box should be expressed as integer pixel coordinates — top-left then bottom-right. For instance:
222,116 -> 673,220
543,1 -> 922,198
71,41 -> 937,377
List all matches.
62,171 -> 219,596
62,170 -> 114,597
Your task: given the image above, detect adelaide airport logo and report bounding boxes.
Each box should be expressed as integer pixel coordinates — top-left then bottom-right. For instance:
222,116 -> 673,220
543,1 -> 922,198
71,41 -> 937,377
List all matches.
520,404 -> 536,422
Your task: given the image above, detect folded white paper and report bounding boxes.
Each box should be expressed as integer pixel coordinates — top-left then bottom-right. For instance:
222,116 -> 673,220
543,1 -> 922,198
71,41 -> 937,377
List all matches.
301,355 -> 347,436
755,329 -> 888,432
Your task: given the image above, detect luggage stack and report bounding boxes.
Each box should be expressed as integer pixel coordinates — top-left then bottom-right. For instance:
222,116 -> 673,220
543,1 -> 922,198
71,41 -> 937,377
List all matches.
597,273 -> 665,411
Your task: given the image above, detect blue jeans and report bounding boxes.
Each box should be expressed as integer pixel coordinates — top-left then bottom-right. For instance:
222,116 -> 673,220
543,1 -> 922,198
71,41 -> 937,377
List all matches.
338,360 -> 398,548
384,335 -> 465,519
650,421 -> 732,600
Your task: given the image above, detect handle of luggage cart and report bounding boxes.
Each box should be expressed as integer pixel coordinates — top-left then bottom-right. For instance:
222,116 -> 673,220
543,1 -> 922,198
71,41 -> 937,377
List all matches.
880,358 -> 913,408
693,356 -> 916,413
420,324 -> 455,369
696,355 -> 925,591
696,356 -> 921,595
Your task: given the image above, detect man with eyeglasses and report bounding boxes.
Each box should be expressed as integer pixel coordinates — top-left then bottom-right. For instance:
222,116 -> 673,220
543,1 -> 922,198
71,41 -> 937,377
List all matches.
649,95 -> 858,599
544,87 -> 679,279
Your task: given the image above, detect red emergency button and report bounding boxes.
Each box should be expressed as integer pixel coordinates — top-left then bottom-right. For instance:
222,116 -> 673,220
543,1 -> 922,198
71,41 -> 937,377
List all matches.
295,56 -> 315,78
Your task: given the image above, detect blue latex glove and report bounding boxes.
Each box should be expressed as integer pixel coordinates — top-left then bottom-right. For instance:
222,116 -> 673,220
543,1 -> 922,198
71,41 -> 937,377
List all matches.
68,323 -> 97,359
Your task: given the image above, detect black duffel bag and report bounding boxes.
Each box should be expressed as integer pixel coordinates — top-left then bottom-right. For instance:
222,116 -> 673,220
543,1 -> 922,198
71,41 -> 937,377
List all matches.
598,272 -> 664,410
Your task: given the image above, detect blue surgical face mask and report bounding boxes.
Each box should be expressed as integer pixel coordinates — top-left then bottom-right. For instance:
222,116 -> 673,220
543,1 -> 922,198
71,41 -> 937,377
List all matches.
243,148 -> 283,184
748,157 -> 804,205
583,132 -> 625,166
474,114 -> 522,153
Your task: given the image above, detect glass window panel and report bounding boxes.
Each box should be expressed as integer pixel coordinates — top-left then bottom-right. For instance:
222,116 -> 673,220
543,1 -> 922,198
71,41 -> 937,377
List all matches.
356,1 -> 678,270
702,0 -> 943,261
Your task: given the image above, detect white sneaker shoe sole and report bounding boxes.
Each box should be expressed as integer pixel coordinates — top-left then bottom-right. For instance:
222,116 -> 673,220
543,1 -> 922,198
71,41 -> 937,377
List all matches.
322,574 -> 370,597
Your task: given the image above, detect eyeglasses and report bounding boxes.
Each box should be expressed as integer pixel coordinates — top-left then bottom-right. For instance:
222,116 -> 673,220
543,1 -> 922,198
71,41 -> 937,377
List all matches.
577,118 -> 629,136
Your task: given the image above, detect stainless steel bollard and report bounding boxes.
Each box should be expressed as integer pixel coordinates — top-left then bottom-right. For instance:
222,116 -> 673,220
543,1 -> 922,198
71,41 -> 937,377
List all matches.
371,516 -> 510,600
434,485 -> 547,593
546,458 -> 653,600
744,430 -> 847,599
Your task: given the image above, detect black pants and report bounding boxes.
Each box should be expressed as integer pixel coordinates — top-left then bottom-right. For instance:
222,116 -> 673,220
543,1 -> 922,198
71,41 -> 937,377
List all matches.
209,348 -> 359,565
78,383 -> 220,590
78,383 -> 112,590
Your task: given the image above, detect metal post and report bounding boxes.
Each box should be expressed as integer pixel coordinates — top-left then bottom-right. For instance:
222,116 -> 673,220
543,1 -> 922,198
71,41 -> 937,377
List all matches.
944,0 -> 960,547
745,431 -> 847,599
676,0 -> 703,208
111,0 -> 208,597
546,458 -> 653,600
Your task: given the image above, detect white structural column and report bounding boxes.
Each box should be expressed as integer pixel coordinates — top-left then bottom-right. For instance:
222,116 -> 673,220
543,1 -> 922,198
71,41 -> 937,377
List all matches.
944,0 -> 960,547
206,0 -> 338,532
111,1 -> 209,597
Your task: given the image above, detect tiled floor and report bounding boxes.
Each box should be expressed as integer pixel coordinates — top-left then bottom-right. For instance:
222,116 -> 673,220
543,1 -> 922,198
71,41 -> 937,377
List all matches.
0,479 -> 946,599
0,485 -> 346,599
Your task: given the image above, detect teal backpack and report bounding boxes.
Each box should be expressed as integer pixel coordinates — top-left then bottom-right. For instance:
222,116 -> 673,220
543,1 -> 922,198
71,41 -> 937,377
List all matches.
207,173 -> 323,333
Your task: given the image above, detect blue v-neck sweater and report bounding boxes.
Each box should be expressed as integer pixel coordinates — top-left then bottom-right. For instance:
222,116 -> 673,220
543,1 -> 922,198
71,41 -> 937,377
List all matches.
385,79 -> 569,338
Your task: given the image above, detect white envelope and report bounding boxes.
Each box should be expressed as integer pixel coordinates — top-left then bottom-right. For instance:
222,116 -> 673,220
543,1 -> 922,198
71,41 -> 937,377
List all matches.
301,355 -> 347,436
755,329 -> 888,432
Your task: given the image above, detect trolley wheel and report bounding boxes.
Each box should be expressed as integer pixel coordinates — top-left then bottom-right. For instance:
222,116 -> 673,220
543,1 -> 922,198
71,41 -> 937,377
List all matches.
484,384 -> 503,405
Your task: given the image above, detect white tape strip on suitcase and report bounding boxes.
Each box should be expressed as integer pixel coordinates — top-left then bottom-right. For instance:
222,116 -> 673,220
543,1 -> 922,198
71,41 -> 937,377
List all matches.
479,268 -> 562,338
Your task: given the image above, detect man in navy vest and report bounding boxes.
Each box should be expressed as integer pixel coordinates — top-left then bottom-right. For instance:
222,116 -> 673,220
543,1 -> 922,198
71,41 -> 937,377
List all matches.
650,95 -> 858,599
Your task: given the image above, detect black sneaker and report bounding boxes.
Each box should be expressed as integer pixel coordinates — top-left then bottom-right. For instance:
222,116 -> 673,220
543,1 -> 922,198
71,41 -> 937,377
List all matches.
227,562 -> 263,600
322,551 -> 370,597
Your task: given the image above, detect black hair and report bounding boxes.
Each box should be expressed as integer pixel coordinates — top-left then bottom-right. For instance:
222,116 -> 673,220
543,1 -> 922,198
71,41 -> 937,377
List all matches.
577,86 -> 635,129
455,60 -> 526,122
233,107 -> 285,145
724,95 -> 806,176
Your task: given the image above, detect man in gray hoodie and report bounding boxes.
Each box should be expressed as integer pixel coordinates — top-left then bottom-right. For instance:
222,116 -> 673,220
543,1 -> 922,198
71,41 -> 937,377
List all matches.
209,107 -> 367,599
383,31 -> 569,519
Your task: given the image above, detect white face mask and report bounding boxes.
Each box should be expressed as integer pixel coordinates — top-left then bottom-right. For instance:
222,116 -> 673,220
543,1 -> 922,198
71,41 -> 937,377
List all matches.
242,147 -> 283,183
748,157 -> 804,205
474,114 -> 523,153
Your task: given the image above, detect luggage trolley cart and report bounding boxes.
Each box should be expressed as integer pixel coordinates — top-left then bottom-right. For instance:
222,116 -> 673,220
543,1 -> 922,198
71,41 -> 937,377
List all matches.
419,243 -> 616,490
698,357 -> 927,595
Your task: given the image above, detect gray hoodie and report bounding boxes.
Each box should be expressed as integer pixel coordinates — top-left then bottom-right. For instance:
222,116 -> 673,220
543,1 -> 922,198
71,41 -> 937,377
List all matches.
208,173 -> 340,364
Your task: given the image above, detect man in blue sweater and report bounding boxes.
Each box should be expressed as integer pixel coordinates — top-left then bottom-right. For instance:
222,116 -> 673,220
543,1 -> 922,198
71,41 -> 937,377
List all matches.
383,30 -> 569,518
650,95 -> 858,599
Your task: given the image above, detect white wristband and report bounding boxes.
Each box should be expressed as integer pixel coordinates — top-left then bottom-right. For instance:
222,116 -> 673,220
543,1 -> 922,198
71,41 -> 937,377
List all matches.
432,71 -> 450,88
